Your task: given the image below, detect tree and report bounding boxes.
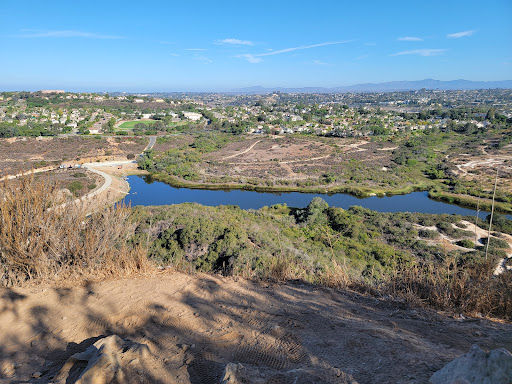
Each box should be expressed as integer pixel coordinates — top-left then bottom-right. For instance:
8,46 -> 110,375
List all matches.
486,108 -> 496,121
304,197 -> 329,226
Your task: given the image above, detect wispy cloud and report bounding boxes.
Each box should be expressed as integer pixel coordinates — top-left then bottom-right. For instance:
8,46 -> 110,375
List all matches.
447,30 -> 474,38
238,54 -> 262,63
398,36 -> 423,41
311,60 -> 333,66
237,41 -> 352,63
391,49 -> 446,57
217,38 -> 254,46
196,56 -> 213,64
184,48 -> 207,51
17,29 -> 122,39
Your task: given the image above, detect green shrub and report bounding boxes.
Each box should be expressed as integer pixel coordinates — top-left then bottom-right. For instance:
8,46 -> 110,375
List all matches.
67,181 -> 83,196
419,229 -> 439,239
480,237 -> 510,249
456,239 -> 475,248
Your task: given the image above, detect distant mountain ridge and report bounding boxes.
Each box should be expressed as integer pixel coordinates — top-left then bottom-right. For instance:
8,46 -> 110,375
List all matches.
233,79 -> 512,94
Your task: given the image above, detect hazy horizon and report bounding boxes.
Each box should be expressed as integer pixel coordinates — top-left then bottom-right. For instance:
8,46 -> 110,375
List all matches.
2,78 -> 512,94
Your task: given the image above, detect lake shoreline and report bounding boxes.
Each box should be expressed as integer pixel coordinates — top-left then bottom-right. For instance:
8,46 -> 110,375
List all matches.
123,175 -> 512,220
145,172 -> 512,216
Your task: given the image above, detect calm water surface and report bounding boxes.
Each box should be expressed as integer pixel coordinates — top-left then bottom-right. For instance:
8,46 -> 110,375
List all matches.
123,175 -> 511,219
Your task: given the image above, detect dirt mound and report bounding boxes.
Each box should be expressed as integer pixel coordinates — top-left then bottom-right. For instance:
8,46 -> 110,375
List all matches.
1,271 -> 511,384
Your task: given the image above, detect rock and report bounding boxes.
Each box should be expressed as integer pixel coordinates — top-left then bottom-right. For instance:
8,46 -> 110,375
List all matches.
220,363 -> 249,384
32,371 -> 42,378
430,344 -> 512,384
54,335 -> 151,384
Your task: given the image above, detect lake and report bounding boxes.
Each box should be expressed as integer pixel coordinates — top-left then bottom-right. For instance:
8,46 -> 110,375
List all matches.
122,175 -> 512,220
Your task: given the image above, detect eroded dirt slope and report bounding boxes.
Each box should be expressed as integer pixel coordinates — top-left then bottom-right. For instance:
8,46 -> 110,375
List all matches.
1,272 -> 511,383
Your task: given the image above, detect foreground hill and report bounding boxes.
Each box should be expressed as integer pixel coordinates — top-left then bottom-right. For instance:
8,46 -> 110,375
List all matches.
1,271 -> 511,384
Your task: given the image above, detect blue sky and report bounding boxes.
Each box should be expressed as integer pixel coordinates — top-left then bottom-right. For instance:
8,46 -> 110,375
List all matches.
0,0 -> 511,91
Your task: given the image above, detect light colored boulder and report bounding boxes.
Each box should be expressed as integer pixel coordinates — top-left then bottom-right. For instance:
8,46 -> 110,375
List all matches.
54,335 -> 150,384
430,344 -> 512,384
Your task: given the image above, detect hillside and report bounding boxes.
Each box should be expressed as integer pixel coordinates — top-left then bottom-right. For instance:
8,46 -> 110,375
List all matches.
233,79 -> 512,94
1,271 -> 511,384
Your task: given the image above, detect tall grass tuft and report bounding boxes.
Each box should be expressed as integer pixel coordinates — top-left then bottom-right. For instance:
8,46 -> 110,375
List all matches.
0,175 -> 149,286
387,258 -> 512,319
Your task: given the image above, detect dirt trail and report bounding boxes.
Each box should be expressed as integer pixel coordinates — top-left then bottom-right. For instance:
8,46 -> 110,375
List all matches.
227,155 -> 331,166
1,272 -> 511,384
455,156 -> 512,175
222,140 -> 262,160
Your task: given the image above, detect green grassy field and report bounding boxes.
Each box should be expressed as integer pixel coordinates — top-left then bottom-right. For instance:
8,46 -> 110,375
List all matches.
118,120 -> 155,129
168,121 -> 188,126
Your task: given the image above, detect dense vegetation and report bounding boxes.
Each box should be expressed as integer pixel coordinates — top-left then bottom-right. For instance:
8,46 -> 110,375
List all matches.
131,199 -> 512,319
0,121 -> 71,138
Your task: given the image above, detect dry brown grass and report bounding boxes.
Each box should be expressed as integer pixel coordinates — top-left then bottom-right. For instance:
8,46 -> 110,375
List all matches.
320,258 -> 351,289
261,244 -> 512,319
387,258 -> 512,319
0,175 -> 150,287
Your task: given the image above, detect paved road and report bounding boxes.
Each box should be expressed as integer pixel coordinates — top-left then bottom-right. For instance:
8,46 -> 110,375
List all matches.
145,136 -> 156,151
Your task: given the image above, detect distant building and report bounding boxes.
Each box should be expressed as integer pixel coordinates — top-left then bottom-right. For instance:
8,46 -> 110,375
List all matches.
40,90 -> 65,94
183,112 -> 202,121
133,99 -> 144,103
154,98 -> 165,103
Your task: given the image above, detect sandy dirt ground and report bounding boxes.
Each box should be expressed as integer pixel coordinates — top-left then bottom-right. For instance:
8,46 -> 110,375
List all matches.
92,162 -> 148,178
1,272 -> 511,384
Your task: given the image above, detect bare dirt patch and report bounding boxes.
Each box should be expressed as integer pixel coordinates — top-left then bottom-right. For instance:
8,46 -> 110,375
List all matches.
449,144 -> 512,195
0,136 -> 147,175
199,137 -> 398,187
208,136 -> 332,164
1,272 -> 511,384
91,162 -> 148,177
